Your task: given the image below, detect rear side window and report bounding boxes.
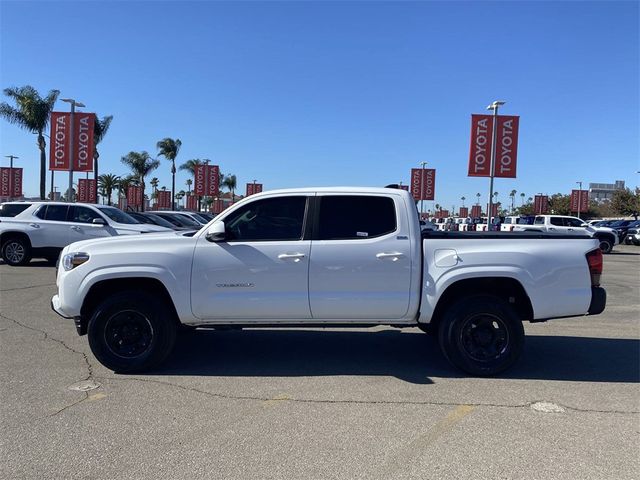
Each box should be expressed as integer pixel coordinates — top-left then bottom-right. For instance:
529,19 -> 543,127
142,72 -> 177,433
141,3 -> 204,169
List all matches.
317,196 -> 396,240
35,205 -> 69,221
0,203 -> 31,217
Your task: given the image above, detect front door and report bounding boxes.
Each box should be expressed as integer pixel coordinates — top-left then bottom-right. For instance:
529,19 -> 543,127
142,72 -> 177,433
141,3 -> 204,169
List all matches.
309,194 -> 413,319
67,206 -> 114,242
191,195 -> 312,320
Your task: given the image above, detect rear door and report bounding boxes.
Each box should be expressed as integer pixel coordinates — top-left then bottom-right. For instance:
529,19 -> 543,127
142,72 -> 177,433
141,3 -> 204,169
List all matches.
28,205 -> 71,248
308,194 -> 412,319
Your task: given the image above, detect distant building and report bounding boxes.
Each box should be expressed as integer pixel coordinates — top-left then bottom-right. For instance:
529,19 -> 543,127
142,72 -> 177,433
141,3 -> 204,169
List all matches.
589,180 -> 625,202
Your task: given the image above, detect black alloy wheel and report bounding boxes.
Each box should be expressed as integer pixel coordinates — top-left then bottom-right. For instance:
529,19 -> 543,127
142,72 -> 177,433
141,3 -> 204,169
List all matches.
438,295 -> 524,376
88,291 -> 176,372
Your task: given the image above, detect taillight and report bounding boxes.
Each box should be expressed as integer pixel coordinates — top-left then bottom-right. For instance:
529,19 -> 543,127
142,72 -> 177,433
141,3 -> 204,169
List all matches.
586,249 -> 603,286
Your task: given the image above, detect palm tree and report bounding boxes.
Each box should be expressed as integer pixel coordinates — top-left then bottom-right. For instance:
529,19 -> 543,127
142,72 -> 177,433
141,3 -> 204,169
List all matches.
520,192 -> 526,205
156,137 -> 182,210
178,158 -> 203,176
461,196 -> 466,207
509,189 -> 517,214
98,173 -> 120,206
223,174 -> 237,202
120,151 -> 160,211
149,177 -> 159,207
176,190 -> 185,208
0,85 -> 60,199
93,115 -> 113,200
185,178 -> 192,195
476,192 -> 481,205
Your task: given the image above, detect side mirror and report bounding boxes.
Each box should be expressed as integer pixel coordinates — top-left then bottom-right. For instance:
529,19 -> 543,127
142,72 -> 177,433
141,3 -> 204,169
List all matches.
205,221 -> 226,242
581,223 -> 588,228
92,218 -> 107,226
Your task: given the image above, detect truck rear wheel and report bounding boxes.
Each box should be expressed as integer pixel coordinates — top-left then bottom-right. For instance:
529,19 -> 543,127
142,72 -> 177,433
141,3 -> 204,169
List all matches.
438,295 -> 524,376
87,291 -> 176,373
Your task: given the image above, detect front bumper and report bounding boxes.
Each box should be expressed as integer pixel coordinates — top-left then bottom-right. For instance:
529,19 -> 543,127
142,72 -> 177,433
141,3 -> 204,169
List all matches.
588,287 -> 606,316
51,295 -> 86,335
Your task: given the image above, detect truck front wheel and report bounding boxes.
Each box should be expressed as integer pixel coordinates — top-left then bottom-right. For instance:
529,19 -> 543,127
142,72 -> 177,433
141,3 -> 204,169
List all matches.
87,291 -> 176,372
438,295 -> 524,376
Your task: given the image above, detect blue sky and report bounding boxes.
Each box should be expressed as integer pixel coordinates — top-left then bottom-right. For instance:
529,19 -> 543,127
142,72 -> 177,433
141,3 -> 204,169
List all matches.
1,0 -> 638,210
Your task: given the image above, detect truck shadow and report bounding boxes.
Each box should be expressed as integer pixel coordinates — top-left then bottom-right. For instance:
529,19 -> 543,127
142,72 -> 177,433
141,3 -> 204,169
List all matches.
151,329 -> 640,384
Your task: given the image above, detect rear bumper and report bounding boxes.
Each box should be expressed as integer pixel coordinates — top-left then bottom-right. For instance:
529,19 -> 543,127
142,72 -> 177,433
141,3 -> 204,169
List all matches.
588,287 -> 606,316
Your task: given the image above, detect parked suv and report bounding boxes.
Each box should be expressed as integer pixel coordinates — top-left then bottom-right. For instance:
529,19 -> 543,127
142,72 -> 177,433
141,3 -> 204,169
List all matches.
514,215 -> 619,253
0,202 -> 171,266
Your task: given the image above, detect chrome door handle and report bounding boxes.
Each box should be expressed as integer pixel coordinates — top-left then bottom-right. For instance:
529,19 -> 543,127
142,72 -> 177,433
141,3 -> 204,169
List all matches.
548,228 -> 555,231
70,226 -> 81,231
29,223 -> 40,228
376,252 -> 405,261
567,228 -> 574,231
278,253 -> 306,262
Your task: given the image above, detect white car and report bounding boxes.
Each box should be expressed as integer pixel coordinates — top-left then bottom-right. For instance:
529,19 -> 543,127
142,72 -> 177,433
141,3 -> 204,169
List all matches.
0,202 -> 171,266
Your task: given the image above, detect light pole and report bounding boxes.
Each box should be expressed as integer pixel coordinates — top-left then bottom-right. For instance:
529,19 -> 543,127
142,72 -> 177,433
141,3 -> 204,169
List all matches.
576,181 -> 583,219
61,98 -> 85,202
5,155 -> 18,200
420,161 -> 427,219
486,100 -> 505,228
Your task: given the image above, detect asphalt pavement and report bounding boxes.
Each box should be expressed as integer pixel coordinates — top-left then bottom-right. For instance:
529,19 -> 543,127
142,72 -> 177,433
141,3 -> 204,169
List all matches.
1,245 -> 638,479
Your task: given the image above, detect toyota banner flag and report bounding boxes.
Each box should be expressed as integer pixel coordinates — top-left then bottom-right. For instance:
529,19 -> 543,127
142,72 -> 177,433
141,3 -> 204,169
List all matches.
157,190 -> 171,209
410,168 -> 436,201
246,182 -> 263,196
534,195 -> 549,215
49,112 -> 95,171
127,186 -> 143,207
77,179 -> 97,203
194,165 -> 220,196
570,190 -> 589,212
186,194 -> 198,211
471,205 -> 482,218
468,114 -> 519,178
0,167 -> 23,197
459,207 -> 469,218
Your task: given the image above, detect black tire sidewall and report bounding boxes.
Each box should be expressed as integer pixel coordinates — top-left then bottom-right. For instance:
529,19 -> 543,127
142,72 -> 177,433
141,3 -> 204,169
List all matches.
1,238 -> 31,266
598,239 -> 612,254
88,291 -> 176,372
438,295 -> 525,376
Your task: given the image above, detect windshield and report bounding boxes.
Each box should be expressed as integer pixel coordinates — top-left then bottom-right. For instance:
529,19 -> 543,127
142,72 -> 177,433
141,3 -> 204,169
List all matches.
157,212 -> 200,227
190,213 -> 210,224
96,206 -> 141,224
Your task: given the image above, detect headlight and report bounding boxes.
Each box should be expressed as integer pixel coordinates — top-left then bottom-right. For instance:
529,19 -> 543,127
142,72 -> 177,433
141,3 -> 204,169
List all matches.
62,252 -> 90,271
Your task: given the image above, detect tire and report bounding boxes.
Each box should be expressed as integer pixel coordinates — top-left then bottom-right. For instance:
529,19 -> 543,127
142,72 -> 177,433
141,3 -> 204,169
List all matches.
597,238 -> 613,254
87,291 -> 177,372
1,236 -> 32,266
438,295 -> 524,376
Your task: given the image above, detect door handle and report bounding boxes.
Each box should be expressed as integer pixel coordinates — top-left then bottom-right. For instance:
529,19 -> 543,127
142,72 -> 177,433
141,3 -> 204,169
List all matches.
278,253 -> 306,262
376,252 -> 405,261
70,226 -> 81,231
29,223 -> 40,228
567,228 -> 574,231
548,227 -> 555,231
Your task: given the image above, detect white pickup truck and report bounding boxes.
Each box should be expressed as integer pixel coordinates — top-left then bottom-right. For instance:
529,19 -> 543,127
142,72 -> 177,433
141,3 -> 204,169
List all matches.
513,215 -> 619,253
51,187 -> 606,376
0,202 -> 170,266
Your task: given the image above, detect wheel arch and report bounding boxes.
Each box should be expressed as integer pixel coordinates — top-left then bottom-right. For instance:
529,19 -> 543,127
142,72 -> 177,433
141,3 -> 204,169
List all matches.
428,277 -> 534,334
79,277 -> 180,335
0,230 -> 32,248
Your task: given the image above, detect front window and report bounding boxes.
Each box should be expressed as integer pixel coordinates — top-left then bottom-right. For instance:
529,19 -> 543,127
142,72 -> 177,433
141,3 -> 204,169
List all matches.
224,196 -> 307,241
71,206 -> 103,224
566,217 -> 585,227
549,217 -> 564,226
96,206 -> 140,224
